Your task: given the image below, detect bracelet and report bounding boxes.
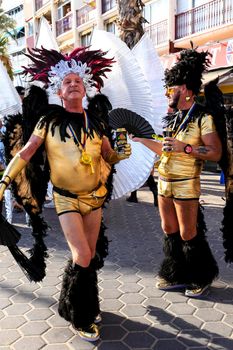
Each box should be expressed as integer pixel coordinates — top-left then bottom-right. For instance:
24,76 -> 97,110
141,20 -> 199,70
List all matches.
4,175 -> 11,181
0,180 -> 9,186
0,175 -> 11,187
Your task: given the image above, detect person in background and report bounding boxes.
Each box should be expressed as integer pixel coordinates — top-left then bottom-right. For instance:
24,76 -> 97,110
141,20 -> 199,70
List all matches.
15,86 -> 25,100
130,45 -> 221,298
44,181 -> 55,208
126,169 -> 158,206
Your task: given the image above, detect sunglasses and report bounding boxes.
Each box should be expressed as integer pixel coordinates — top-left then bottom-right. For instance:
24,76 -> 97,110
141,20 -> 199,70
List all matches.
166,87 -> 175,96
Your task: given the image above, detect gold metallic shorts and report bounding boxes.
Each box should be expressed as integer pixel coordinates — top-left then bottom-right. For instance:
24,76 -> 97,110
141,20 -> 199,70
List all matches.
158,176 -> 200,200
53,184 -> 108,216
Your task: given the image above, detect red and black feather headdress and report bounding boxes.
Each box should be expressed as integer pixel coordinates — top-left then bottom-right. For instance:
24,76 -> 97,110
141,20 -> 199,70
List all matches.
23,46 -> 114,95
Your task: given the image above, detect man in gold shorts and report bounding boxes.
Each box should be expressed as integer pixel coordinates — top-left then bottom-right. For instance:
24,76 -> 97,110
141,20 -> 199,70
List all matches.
130,45 -> 222,298
0,47 -> 131,341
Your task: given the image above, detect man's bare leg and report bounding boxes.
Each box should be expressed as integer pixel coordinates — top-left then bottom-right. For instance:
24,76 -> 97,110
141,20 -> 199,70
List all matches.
59,209 -> 101,267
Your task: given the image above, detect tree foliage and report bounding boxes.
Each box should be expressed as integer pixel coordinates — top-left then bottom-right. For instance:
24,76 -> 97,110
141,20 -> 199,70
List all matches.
0,7 -> 16,79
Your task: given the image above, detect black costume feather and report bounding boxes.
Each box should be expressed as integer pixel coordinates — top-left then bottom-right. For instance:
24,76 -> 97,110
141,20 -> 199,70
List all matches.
221,107 -> 233,262
0,213 -> 21,246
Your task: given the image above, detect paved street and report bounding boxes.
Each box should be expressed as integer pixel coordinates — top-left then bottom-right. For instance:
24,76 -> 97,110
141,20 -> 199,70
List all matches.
0,171 -> 232,350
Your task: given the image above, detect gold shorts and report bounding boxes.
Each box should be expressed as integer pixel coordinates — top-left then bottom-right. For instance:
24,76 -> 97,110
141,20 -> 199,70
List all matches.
158,176 -> 200,200
53,184 -> 108,216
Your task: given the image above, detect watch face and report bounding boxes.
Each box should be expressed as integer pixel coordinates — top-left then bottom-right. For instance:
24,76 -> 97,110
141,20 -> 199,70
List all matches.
185,145 -> 192,154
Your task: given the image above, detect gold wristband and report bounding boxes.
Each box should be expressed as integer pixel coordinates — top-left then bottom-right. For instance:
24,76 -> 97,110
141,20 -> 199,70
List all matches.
0,154 -> 27,201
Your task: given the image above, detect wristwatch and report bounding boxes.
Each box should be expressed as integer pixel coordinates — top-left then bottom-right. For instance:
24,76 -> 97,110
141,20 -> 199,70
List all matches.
184,144 -> 193,154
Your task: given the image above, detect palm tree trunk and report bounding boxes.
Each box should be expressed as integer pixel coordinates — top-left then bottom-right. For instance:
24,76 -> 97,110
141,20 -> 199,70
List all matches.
117,0 -> 147,49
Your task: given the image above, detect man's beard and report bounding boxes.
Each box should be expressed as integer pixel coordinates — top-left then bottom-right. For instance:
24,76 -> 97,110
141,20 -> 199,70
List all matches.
169,91 -> 180,109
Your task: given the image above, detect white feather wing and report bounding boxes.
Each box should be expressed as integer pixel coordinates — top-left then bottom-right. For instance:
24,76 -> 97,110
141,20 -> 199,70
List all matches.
132,33 -> 167,135
91,30 -> 156,199
0,61 -> 22,116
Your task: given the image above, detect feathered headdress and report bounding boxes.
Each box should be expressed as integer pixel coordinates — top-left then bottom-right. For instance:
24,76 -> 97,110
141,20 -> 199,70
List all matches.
23,46 -> 114,96
164,42 -> 212,95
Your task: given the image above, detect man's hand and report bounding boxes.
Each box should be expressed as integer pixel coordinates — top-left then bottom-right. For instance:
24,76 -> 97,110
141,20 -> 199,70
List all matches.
117,143 -> 131,160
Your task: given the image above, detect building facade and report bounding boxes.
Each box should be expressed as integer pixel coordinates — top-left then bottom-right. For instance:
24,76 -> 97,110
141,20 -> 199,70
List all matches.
2,0 -> 27,85
2,0 -> 233,102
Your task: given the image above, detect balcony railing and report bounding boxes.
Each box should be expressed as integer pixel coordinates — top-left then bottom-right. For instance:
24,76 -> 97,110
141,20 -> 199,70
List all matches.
8,37 -> 26,52
76,5 -> 94,26
102,0 -> 117,14
145,20 -> 168,46
56,14 -> 72,36
35,0 -> 50,11
175,0 -> 233,39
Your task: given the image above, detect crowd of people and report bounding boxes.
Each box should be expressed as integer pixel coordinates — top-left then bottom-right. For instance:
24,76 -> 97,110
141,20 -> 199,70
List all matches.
0,42 -> 226,342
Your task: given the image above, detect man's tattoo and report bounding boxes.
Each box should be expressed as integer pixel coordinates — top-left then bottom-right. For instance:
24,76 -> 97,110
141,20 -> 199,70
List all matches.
198,146 -> 209,154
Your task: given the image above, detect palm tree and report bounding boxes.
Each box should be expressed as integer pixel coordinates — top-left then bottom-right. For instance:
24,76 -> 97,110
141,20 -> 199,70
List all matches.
0,7 -> 16,79
0,7 -> 16,35
117,0 -> 147,49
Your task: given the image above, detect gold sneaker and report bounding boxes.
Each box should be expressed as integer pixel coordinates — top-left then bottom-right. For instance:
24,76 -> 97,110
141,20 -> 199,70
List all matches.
77,323 -> 100,342
94,314 -> 102,324
185,284 -> 209,298
156,278 -> 186,290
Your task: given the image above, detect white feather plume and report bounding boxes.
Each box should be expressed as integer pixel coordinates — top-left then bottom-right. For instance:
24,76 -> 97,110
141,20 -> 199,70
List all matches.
0,61 -> 22,116
132,33 -> 167,135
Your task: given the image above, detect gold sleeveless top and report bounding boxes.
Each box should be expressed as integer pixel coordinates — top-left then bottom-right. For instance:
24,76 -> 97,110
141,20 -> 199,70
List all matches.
158,114 -> 216,179
33,120 -> 104,194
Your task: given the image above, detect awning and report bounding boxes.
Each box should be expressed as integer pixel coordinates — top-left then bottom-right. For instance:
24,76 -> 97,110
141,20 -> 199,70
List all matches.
202,67 -> 233,86
5,26 -> 24,37
59,38 -> 74,50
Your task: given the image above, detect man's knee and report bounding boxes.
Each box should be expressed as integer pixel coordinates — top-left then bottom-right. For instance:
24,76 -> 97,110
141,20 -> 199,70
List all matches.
161,222 -> 179,234
73,249 -> 92,268
180,230 -> 197,241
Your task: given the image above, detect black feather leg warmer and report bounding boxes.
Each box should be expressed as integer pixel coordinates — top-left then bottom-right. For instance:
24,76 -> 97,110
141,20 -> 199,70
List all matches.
183,235 -> 219,286
58,260 -> 99,328
158,232 -> 187,284
183,204 -> 218,286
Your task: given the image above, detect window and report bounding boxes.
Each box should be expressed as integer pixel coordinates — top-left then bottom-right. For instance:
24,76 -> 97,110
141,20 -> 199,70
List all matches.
105,21 -> 116,33
102,0 -> 117,14
176,0 -> 210,14
28,21 -> 34,36
57,2 -> 71,19
81,32 -> 92,46
144,0 -> 167,25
